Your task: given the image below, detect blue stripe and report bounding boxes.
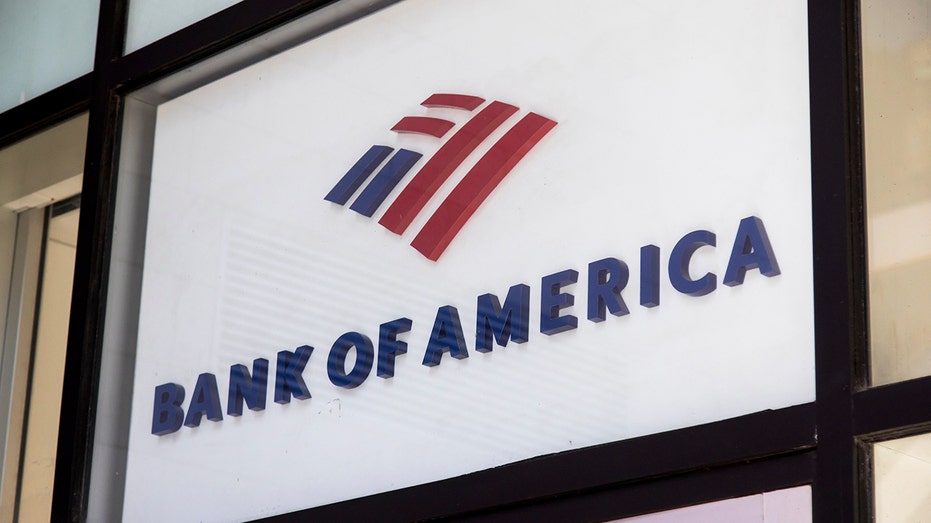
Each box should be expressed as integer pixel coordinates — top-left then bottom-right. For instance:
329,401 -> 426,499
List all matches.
324,145 -> 393,205
350,149 -> 423,217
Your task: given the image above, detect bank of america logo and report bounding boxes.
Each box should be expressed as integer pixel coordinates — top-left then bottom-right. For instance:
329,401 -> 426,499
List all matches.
325,93 -> 557,261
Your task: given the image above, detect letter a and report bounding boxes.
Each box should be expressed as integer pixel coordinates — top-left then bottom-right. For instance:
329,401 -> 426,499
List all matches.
422,306 -> 468,367
724,216 -> 781,286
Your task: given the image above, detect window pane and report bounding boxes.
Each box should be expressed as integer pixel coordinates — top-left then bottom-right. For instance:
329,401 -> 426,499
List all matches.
0,115 -> 86,521
0,0 -> 100,113
124,0 -> 243,54
863,0 -> 931,385
874,433 -> 931,521
17,201 -> 79,522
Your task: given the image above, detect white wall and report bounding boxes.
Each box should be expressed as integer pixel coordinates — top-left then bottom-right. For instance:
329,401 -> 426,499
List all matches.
120,1 -> 815,520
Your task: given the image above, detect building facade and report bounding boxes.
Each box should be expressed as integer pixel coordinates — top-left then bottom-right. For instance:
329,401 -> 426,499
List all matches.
0,0 -> 929,521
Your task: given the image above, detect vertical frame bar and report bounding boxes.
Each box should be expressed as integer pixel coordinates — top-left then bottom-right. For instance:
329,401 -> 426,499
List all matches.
808,0 -> 869,520
51,0 -> 128,520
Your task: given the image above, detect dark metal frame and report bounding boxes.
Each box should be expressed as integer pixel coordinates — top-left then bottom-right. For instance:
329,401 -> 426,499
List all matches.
2,0 -> 927,521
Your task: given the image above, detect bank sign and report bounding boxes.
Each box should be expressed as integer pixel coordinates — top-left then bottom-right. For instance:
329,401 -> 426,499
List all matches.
124,1 -> 814,521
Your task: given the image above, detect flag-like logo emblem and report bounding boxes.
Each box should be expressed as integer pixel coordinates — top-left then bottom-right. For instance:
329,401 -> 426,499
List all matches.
325,93 -> 557,261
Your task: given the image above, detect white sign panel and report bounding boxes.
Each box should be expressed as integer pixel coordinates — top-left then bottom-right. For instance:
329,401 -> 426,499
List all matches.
123,0 -> 814,520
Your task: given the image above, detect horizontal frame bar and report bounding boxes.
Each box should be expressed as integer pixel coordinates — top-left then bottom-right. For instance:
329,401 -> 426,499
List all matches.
448,452 -> 815,523
0,75 -> 92,149
258,404 -> 816,522
854,375 -> 931,438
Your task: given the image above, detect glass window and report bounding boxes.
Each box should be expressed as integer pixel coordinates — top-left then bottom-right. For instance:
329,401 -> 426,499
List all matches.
874,433 -> 931,521
0,115 -> 86,521
124,0 -> 243,54
862,0 -> 931,385
0,0 -> 100,113
97,0 -> 816,519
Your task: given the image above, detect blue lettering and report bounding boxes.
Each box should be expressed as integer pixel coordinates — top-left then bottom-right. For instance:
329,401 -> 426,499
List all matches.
476,284 -> 530,353
151,383 -> 185,436
227,358 -> 268,417
587,258 -> 629,322
724,216 -> 781,286
669,230 -> 717,297
274,345 -> 314,404
377,318 -> 412,378
183,373 -> 223,428
422,305 -> 468,366
328,332 -> 374,388
540,269 -> 579,335
640,244 -> 660,307
150,215 -> 785,437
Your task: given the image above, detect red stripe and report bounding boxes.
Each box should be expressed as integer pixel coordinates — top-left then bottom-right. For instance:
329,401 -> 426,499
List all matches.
378,101 -> 518,234
421,93 -> 485,111
411,112 -> 557,261
391,116 -> 455,138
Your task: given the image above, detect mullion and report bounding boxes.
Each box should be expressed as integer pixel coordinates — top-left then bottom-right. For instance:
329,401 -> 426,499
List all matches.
50,0 -> 128,519
808,0 -> 866,520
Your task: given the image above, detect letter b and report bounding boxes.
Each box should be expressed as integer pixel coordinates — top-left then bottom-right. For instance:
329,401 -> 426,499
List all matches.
152,383 -> 185,436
